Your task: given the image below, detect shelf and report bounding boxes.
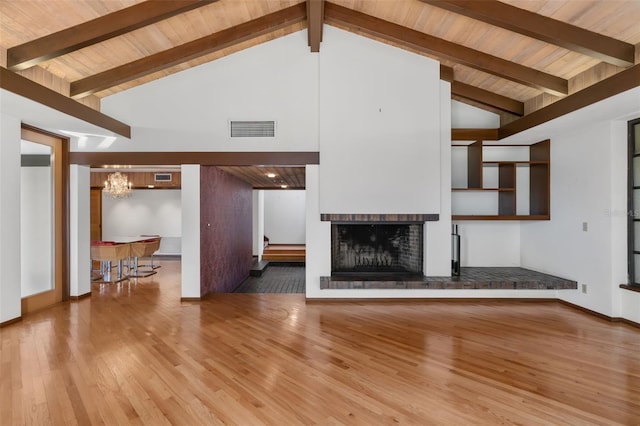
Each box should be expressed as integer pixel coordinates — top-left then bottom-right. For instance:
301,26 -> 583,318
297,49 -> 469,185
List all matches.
452,187 -> 514,191
451,139 -> 550,220
452,215 -> 551,221
482,161 -> 549,165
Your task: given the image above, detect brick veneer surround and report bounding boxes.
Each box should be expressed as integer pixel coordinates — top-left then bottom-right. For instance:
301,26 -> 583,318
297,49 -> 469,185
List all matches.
331,224 -> 423,274
320,213 -> 438,222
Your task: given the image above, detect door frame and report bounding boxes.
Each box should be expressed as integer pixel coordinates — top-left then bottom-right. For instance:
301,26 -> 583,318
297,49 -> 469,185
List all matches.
20,124 -> 69,313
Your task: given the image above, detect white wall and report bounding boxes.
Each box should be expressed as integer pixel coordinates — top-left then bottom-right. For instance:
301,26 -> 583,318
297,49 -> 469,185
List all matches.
0,114 -> 22,323
519,118 -> 633,317
70,165 -> 91,297
181,165 -> 200,298
252,190 -> 264,258
425,81 -> 452,276
264,190 -> 305,244
454,222 -> 521,267
98,31 -> 318,153
620,291 -> 640,324
102,189 -> 181,254
451,100 -> 500,129
319,26 -> 441,215
305,165 -> 331,298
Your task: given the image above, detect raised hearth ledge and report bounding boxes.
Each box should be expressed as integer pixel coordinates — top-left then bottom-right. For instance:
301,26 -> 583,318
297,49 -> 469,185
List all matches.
320,213 -> 439,222
320,267 -> 578,290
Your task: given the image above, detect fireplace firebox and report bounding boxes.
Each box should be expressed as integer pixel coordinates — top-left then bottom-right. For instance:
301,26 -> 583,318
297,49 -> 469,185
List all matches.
331,223 -> 423,275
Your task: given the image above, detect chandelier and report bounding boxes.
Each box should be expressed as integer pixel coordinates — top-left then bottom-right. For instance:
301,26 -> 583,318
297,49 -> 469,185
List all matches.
104,172 -> 132,199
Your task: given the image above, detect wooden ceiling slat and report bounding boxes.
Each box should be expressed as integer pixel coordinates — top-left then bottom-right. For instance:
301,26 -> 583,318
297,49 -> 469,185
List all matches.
7,0 -> 218,72
0,67 -> 131,138
499,64 -> 640,139
420,0 -> 635,67
452,81 -> 524,116
219,166 -> 306,189
70,3 -> 307,98
307,0 -> 325,52
324,2 -> 568,96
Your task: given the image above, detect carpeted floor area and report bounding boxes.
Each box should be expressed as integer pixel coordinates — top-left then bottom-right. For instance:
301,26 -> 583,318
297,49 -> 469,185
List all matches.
234,264 -> 305,293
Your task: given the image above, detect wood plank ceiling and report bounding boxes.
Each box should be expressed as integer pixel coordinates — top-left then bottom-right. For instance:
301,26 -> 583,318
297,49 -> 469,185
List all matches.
1,0 -> 639,189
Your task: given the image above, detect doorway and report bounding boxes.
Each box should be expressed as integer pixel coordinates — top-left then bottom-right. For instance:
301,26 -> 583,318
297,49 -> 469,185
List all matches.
20,125 -> 68,313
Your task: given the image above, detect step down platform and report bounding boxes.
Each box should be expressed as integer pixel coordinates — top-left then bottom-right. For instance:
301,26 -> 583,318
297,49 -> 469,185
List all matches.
250,259 -> 270,277
262,244 -> 306,262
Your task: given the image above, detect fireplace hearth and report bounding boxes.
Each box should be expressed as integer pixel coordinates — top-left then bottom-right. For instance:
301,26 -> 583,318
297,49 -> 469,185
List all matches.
331,223 -> 423,275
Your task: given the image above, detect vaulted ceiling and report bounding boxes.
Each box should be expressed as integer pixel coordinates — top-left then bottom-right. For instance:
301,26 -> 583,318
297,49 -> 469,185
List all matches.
1,0 -> 639,188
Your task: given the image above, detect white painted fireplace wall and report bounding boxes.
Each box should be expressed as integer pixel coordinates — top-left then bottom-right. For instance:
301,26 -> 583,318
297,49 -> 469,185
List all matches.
318,28 -> 441,216
307,27 -> 453,298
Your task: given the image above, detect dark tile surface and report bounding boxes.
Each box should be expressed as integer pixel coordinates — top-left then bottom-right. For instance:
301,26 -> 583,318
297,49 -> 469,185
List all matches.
321,267 -> 578,290
249,259 -> 270,277
235,265 -> 305,293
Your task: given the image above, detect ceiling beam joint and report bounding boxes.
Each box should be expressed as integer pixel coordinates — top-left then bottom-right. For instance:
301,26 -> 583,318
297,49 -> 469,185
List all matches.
0,67 -> 131,138
420,0 -> 635,67
70,3 -> 307,98
498,64 -> 640,139
324,2 -> 568,96
7,0 -> 218,71
307,0 -> 325,52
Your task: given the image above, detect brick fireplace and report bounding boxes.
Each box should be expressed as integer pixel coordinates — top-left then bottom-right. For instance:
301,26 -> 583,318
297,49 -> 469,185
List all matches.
331,223 -> 423,275
320,213 -> 439,283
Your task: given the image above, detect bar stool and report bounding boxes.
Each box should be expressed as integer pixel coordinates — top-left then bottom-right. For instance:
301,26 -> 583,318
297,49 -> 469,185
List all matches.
137,235 -> 162,270
91,241 -> 130,283
129,239 -> 159,278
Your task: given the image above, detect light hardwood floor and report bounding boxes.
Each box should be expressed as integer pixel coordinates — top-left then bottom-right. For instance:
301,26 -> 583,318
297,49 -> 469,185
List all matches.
1,260 -> 639,425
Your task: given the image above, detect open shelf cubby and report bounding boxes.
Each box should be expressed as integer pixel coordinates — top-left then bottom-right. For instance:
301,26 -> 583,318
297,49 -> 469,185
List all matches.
451,139 -> 550,221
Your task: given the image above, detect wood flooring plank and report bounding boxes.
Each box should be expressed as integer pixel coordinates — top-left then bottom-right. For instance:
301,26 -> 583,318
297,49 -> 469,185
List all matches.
1,260 -> 639,424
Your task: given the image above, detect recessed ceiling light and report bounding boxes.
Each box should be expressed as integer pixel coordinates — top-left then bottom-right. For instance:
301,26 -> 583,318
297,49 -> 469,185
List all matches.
280,185 -> 288,189
148,185 -> 154,188
266,173 -> 276,178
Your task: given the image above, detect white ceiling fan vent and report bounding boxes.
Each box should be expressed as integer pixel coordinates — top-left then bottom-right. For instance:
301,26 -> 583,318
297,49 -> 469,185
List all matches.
230,120 -> 276,138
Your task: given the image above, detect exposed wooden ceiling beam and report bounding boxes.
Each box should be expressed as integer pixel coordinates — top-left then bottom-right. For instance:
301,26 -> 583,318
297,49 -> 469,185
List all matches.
452,81 -> 524,116
0,67 -> 131,138
7,0 -> 217,72
420,0 -> 635,67
451,128 -> 498,141
70,4 -> 306,98
499,64 -> 640,139
440,65 -> 454,82
307,0 -> 325,52
69,151 -> 320,167
324,2 -> 568,96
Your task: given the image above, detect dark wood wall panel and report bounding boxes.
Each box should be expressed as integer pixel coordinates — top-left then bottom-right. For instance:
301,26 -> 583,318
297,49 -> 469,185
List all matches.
90,171 -> 181,189
200,166 -> 253,296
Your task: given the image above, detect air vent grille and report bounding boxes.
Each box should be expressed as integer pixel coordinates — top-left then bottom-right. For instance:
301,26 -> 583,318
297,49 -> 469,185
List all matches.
154,173 -> 172,182
230,121 -> 275,138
